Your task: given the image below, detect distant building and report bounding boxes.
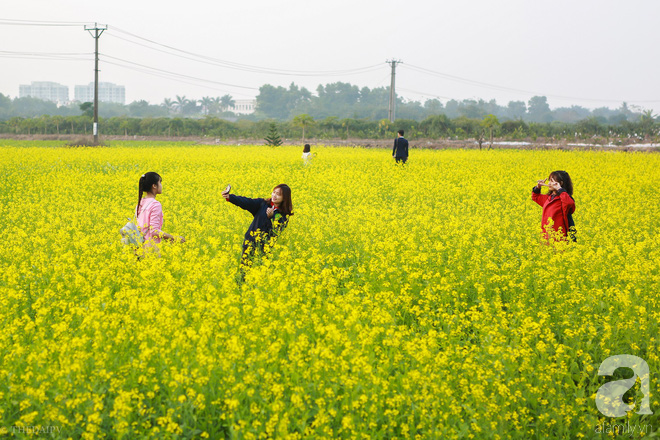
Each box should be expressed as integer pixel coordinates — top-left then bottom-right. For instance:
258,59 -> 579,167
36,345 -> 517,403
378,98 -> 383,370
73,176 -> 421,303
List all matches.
19,81 -> 69,104
74,82 -> 125,104
229,99 -> 256,115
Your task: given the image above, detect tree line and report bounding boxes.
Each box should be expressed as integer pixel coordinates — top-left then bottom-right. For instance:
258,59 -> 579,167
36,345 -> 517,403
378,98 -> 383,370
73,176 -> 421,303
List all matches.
1,112 -> 658,143
253,83 -> 655,125
1,80 -> 658,142
1,81 -> 658,125
0,93 -> 238,120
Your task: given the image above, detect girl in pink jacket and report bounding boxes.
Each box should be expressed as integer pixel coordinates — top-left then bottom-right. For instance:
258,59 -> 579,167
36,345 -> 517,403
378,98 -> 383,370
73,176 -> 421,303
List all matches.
136,172 -> 185,247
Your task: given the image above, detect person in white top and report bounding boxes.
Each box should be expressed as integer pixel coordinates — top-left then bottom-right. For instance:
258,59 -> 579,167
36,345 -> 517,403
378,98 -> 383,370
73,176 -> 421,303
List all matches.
302,144 -> 314,165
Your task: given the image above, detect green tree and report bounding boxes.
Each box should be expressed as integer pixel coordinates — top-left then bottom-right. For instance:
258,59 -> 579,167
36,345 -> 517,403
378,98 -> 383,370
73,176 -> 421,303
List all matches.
8,117 -> 23,134
174,95 -> 189,114
256,83 -> 312,119
51,115 -> 64,134
199,97 -> 214,115
501,119 -> 528,138
481,114 -> 500,149
220,94 -> 235,112
638,110 -> 658,139
79,102 -> 93,119
506,101 -> 527,120
423,98 -> 443,114
264,122 -> 283,147
161,98 -> 175,114
169,118 -> 184,136
420,114 -> 452,138
292,113 -> 315,142
0,93 -> 11,120
209,97 -> 222,115
340,118 -> 352,139
528,96 -> 552,123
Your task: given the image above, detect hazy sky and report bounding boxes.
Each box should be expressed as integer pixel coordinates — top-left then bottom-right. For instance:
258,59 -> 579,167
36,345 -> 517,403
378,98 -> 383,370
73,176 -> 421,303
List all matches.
2,0 -> 659,113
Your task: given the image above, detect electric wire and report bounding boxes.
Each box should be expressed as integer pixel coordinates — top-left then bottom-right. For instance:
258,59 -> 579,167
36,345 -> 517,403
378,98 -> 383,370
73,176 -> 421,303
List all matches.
100,55 -> 258,95
0,18 -> 89,27
102,59 -> 255,98
0,55 -> 90,61
0,50 -> 92,57
403,64 -> 660,104
100,53 -> 259,90
109,26 -> 383,76
106,33 -> 381,77
398,87 -> 452,101
3,19 -> 658,105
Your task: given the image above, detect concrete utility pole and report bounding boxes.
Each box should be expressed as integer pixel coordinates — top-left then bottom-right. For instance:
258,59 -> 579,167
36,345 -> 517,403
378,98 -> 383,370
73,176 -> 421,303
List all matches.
85,23 -> 107,144
387,59 -> 402,123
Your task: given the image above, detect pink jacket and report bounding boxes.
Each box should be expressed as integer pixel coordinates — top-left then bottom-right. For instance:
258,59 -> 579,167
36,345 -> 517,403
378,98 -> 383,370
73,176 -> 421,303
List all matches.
136,198 -> 163,243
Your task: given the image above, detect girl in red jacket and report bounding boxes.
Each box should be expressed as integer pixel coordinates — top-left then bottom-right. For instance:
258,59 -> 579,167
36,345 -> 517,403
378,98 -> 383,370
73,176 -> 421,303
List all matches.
532,170 -> 576,242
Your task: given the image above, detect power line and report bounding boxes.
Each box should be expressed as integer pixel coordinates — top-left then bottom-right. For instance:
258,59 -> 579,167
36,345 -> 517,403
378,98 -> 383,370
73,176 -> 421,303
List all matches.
5,19 -> 657,106
0,18 -> 88,27
0,50 -> 92,57
106,32 -> 383,77
109,26 -> 384,76
0,55 -> 90,61
100,54 -> 260,90
398,87 -> 453,101
402,63 -> 660,104
101,59 -> 255,98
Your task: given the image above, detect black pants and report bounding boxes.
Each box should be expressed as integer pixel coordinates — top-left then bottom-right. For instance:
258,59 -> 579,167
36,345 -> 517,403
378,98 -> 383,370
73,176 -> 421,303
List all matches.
395,156 -> 408,164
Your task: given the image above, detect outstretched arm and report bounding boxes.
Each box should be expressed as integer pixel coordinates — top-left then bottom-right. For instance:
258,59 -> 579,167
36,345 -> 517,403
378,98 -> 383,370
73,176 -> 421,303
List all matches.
226,194 -> 263,215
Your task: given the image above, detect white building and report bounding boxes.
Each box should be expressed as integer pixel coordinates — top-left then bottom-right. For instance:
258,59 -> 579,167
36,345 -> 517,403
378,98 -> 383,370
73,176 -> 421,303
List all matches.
229,99 -> 256,115
19,82 -> 69,104
74,82 -> 125,104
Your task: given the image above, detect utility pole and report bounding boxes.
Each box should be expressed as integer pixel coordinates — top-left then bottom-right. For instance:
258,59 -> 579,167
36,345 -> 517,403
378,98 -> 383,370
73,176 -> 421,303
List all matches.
85,23 -> 107,144
386,59 -> 402,123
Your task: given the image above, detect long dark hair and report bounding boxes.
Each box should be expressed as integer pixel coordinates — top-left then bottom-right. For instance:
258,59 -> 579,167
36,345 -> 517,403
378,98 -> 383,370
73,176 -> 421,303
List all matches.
137,172 -> 162,217
549,170 -> 573,196
303,144 -> 311,153
267,184 -> 293,217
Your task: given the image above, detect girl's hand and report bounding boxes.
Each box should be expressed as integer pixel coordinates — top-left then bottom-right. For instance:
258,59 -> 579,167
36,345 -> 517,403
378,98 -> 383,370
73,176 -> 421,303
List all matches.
548,180 -> 562,192
178,236 -> 186,243
266,207 -> 275,218
222,184 -> 231,200
536,179 -> 547,189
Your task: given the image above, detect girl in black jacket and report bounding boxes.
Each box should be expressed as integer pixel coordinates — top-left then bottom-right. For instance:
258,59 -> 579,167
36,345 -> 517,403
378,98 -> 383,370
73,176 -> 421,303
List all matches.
223,184 -> 293,273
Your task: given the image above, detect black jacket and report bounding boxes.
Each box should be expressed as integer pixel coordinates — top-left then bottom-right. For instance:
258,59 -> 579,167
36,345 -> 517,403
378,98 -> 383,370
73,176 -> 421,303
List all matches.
393,136 -> 409,158
228,194 -> 289,248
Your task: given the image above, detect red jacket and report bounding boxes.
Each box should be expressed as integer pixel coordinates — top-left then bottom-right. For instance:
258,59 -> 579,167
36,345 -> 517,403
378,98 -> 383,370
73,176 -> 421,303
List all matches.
532,187 -> 575,237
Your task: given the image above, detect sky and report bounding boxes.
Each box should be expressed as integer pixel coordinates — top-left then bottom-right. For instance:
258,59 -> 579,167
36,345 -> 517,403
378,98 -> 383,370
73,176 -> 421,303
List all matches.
2,0 -> 660,113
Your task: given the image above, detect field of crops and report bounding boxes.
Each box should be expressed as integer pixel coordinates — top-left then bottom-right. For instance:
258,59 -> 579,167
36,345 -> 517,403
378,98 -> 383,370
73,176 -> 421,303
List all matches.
1,141 -> 659,439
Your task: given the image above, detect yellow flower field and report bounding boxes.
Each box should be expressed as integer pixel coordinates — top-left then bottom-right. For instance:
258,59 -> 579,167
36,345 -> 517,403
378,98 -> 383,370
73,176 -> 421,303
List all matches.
0,141 -> 658,439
